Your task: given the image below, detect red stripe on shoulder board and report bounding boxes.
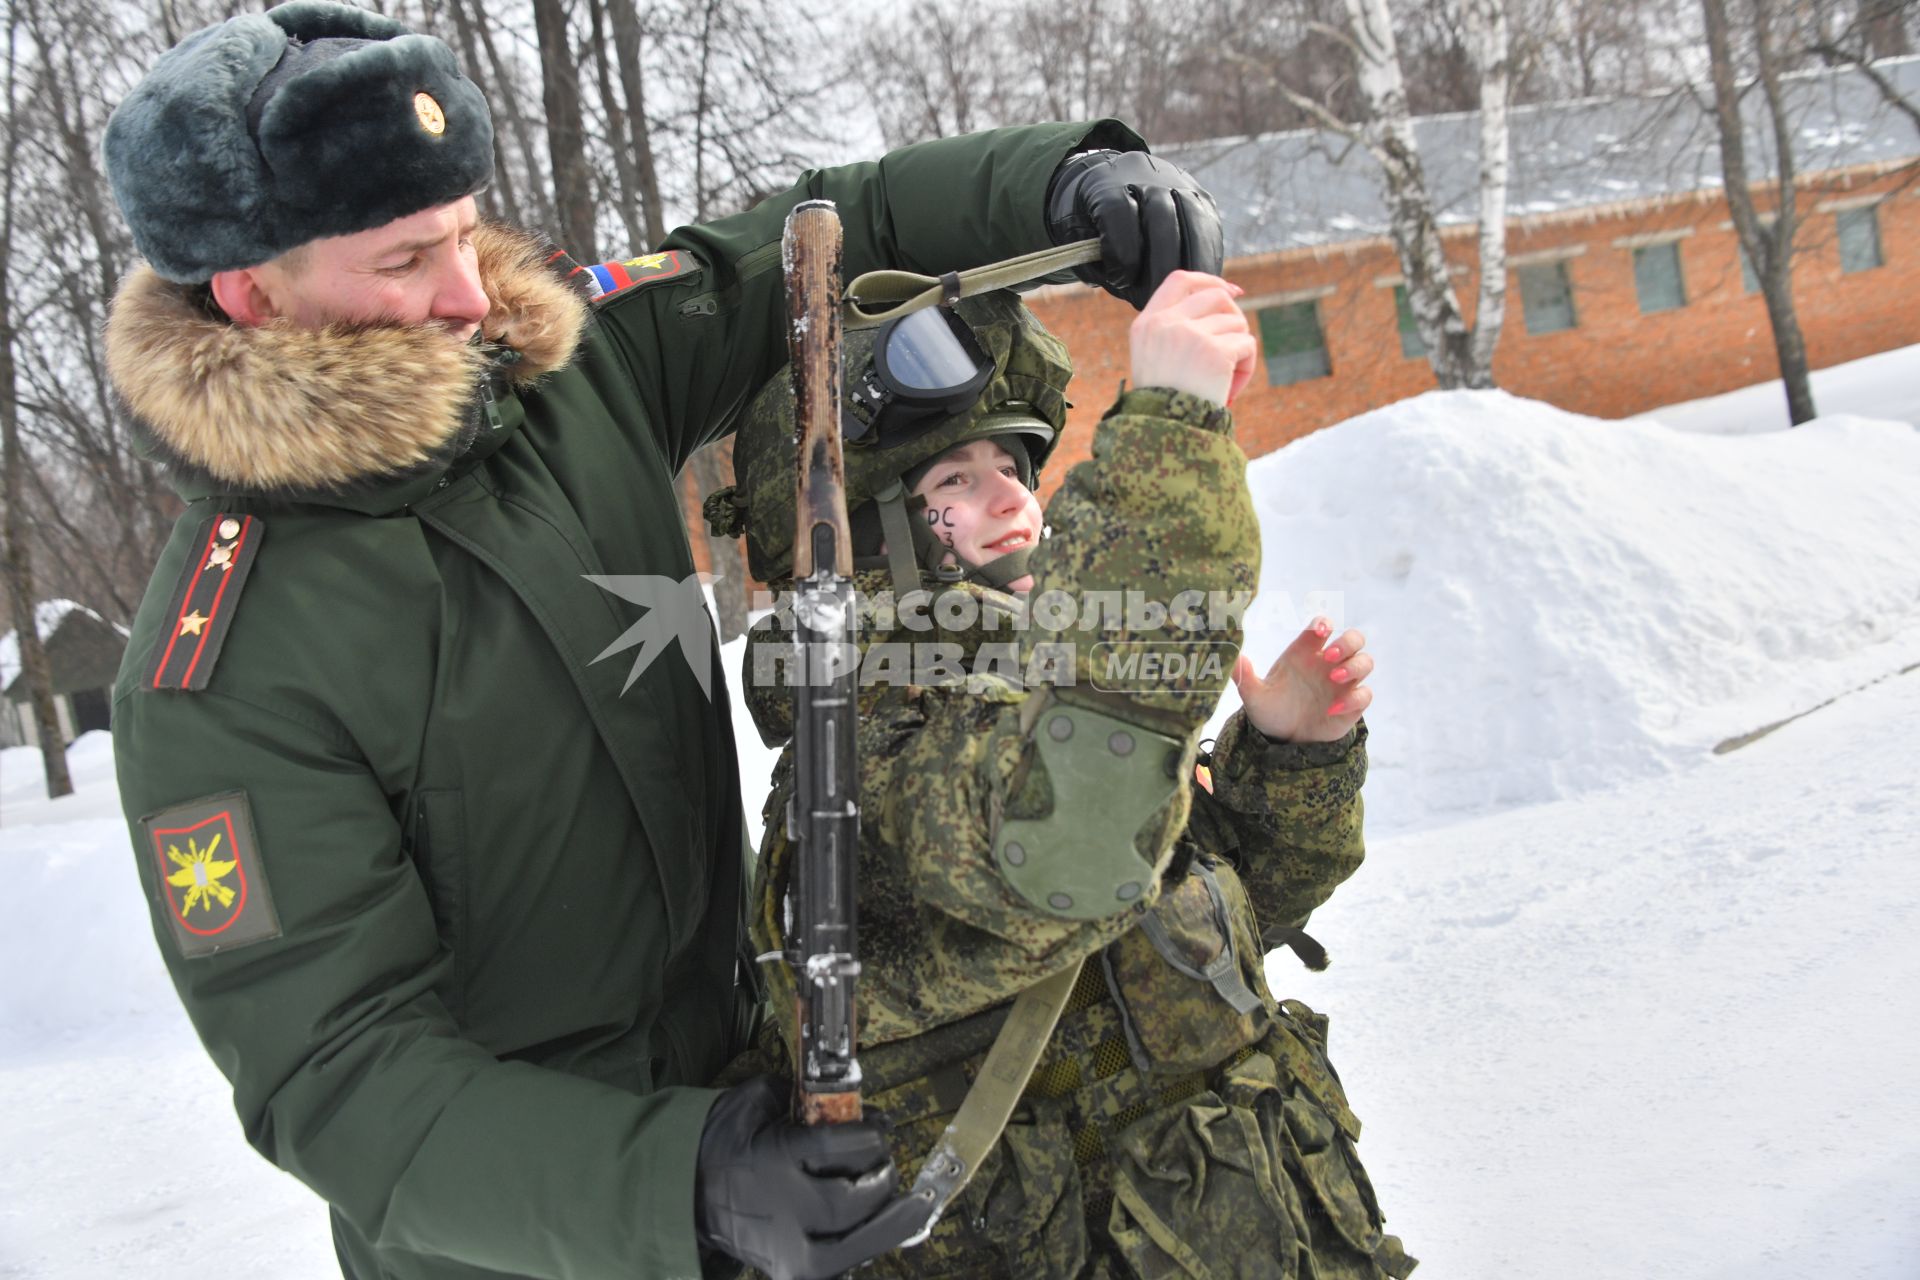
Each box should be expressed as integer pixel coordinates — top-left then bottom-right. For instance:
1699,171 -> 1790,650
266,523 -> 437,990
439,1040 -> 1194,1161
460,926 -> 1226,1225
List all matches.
180,516 -> 254,687
148,512 -> 266,693
151,519 -> 224,689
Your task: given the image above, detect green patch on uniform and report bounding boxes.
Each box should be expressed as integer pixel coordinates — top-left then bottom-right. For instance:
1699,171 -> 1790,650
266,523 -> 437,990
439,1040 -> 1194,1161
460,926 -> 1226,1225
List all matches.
142,791 -> 281,958
577,250 -> 700,304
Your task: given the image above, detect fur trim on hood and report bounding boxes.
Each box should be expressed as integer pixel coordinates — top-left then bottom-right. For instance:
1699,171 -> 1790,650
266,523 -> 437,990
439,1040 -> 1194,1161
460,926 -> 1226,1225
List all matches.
104,222 -> 586,496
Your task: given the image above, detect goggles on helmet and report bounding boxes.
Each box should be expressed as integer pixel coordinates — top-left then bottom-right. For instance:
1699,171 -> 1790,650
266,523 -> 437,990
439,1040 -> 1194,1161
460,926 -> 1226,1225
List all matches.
843,305 -> 994,448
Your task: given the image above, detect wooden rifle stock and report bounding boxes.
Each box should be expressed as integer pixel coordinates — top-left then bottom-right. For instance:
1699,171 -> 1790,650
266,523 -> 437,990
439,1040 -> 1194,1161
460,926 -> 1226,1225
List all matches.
782,201 -> 863,1126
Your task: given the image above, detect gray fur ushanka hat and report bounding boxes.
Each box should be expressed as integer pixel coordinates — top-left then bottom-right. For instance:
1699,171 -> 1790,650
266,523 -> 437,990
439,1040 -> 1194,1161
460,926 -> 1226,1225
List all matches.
104,1 -> 494,283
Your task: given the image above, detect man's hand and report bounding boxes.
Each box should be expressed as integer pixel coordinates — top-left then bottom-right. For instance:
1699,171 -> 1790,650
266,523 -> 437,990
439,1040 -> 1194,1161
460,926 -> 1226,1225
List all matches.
1046,150 -> 1224,308
694,1076 -> 925,1280
1129,272 -> 1258,407
1232,617 -> 1375,744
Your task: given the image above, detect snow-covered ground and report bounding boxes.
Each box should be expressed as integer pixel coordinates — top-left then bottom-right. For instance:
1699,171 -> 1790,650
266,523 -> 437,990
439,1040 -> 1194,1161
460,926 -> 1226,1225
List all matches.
4,346 -> 1917,1278
1644,343 -> 1920,435
1308,668 -> 1920,1278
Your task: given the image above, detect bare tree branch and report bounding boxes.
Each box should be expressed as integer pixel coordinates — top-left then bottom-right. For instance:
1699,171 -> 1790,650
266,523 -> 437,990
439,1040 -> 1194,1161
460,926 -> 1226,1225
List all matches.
1807,41 -> 1920,133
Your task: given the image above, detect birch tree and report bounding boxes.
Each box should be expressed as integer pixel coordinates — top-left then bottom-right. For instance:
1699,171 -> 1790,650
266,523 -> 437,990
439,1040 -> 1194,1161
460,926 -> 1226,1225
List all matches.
1461,0 -> 1510,382
1270,0 -> 1512,388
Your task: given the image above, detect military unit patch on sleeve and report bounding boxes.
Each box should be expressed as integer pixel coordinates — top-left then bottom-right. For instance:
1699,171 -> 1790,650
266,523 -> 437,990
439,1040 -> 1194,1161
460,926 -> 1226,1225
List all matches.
573,250 -> 696,304
147,512 -> 263,691
142,791 -> 282,959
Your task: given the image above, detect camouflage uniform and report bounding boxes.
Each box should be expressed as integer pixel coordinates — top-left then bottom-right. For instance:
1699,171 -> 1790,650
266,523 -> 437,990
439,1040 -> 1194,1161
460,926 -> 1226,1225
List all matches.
718,296 -> 1414,1279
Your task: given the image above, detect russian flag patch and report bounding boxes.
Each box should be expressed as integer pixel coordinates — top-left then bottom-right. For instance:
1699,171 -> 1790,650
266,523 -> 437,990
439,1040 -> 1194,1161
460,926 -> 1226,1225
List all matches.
574,250 -> 695,303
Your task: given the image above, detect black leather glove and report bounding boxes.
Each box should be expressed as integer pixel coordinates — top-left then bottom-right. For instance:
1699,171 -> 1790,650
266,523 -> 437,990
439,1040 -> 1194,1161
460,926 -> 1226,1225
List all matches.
1045,150 -> 1225,308
694,1076 -> 927,1280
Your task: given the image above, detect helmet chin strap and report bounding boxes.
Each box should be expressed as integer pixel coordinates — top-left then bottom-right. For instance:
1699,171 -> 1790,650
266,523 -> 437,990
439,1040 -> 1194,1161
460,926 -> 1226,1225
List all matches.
969,545 -> 1036,590
855,482 -> 1037,598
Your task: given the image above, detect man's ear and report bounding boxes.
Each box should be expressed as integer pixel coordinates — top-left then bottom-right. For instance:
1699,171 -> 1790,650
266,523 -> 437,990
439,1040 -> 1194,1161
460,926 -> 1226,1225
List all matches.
208,268 -> 280,327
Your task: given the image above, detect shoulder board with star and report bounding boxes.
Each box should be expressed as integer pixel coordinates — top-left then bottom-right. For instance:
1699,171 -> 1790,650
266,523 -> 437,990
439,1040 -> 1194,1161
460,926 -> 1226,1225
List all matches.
566,249 -> 700,306
146,512 -> 263,692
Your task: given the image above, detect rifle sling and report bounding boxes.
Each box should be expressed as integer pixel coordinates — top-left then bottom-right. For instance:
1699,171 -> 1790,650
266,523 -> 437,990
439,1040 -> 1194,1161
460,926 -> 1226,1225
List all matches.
898,957 -> 1083,1245
843,238 -> 1103,329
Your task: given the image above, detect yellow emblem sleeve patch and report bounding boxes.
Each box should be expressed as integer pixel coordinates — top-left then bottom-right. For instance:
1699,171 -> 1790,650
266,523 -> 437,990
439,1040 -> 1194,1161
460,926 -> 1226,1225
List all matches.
141,791 -> 281,959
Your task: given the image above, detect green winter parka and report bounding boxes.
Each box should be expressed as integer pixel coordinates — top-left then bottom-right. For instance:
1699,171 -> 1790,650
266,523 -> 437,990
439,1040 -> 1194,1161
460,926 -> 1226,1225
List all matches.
107,121 -> 1133,1280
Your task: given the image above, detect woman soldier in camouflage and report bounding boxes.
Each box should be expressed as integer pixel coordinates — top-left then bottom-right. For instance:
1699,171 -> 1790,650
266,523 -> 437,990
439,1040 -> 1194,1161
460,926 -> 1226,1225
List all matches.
705,273 -> 1414,1279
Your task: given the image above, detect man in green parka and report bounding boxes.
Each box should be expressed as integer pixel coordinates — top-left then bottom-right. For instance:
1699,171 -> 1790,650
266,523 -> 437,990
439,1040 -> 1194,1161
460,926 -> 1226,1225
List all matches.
99,4 -> 1226,1278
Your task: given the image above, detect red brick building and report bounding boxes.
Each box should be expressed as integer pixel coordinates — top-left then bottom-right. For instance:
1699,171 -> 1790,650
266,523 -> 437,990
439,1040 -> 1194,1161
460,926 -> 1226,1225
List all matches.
1020,56 -> 1920,489
687,56 -> 1920,573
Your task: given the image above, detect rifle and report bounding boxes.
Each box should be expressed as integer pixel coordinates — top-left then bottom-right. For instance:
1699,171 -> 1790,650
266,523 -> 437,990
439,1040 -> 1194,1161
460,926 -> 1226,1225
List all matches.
778,211 -> 1090,1250
782,199 -> 864,1127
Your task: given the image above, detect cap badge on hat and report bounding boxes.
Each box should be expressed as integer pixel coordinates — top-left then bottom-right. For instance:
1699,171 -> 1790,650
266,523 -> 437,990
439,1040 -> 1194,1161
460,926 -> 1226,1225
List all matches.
413,92 -> 446,136
104,6 -> 497,281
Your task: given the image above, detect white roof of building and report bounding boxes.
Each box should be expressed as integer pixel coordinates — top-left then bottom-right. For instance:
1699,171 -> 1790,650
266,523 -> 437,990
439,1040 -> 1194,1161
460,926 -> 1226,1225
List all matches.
1166,56 -> 1920,257
0,600 -> 118,688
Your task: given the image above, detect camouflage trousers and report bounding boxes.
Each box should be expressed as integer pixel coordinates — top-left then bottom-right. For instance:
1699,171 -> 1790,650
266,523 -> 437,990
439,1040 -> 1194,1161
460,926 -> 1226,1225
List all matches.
846,961 -> 1416,1280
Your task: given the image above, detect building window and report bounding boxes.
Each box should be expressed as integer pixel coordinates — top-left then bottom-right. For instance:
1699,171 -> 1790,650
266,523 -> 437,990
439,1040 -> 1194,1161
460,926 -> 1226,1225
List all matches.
1258,301 -> 1332,386
1633,241 -> 1687,313
1837,205 -> 1885,273
1517,261 -> 1577,334
1393,285 -> 1428,358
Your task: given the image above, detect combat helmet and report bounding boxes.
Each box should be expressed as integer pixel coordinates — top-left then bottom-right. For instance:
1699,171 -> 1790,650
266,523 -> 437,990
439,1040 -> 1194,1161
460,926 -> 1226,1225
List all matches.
705,290 -> 1073,595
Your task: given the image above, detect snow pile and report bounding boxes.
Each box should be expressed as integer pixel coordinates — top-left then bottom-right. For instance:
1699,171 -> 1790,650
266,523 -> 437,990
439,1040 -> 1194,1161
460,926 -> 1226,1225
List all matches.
1229,388 -> 1920,831
1644,343 -> 1920,434
0,734 -> 181,1038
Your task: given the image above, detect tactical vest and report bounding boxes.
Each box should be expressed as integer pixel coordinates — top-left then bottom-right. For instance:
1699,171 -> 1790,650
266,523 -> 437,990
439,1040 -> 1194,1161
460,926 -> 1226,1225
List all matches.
746,826 -> 1414,1279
